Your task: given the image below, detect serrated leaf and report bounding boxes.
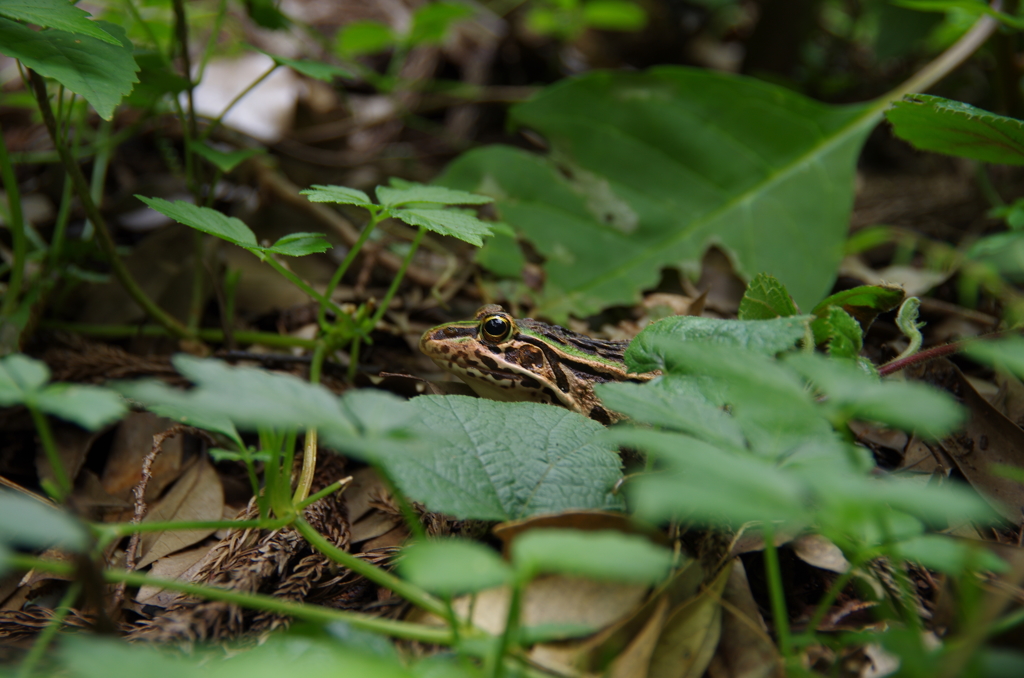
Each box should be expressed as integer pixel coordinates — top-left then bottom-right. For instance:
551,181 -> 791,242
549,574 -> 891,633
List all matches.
392,208 -> 494,246
0,19 -> 138,120
125,52 -> 190,107
256,49 -> 354,81
399,539 -> 513,595
0,0 -> 121,45
0,354 -> 50,404
511,530 -> 672,584
34,384 -> 126,430
784,352 -> 965,439
625,315 -> 811,373
399,396 -> 624,520
301,185 -> 374,208
266,232 -> 332,257
135,196 -> 257,248
738,273 -> 799,319
188,142 -> 264,173
438,68 -> 882,319
376,182 -> 493,208
886,94 -> 1024,166
811,306 -> 863,359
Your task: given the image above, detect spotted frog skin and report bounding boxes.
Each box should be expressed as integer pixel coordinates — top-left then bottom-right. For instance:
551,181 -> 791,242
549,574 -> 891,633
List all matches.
419,305 -> 655,424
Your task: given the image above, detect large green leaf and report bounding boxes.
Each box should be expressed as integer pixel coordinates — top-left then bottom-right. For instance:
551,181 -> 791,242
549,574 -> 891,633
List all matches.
886,94 -> 1024,166
401,396 -> 624,520
438,68 -> 879,318
0,19 -> 137,120
0,0 -> 121,45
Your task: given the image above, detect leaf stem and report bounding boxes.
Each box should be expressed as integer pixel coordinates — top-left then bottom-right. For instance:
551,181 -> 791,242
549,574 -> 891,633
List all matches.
369,224 -> 426,329
199,63 -> 279,142
27,405 -> 70,502
320,208 -> 383,327
490,582 -> 522,678
27,70 -> 195,341
293,518 -> 447,618
3,553 -> 455,644
761,521 -> 792,659
262,254 -> 345,316
0,120 -> 27,323
14,580 -> 81,678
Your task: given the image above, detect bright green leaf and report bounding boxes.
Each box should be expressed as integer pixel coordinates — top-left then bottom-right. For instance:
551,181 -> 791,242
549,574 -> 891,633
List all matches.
301,185 -> 374,208
34,384 -> 126,430
0,490 -> 89,576
376,182 -> 493,208
335,21 -> 395,58
0,19 -> 138,120
581,0 -> 647,30
475,231 -> 525,277
392,208 -> 494,247
737,272 -> 799,319
893,534 -> 1008,575
625,315 -> 811,373
135,196 -> 257,248
256,48 -> 354,81
0,353 -> 50,404
965,337 -> 1024,378
0,0 -> 121,45
439,68 -> 880,319
886,94 -> 1024,166
811,284 -> 905,317
511,529 -> 673,583
188,142 -> 264,173
266,232 -> 332,257
399,539 -> 513,595
407,2 -> 474,46
400,396 -> 624,520
812,306 -> 863,359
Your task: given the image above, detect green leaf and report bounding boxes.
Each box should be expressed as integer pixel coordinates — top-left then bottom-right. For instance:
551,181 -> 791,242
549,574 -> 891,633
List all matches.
34,384 -> 126,430
301,185 -> 374,208
0,19 -> 138,120
475,231 -> 525,277
438,68 -> 880,319
399,396 -> 624,521
625,315 -> 811,373
0,353 -> 50,404
511,529 -> 673,584
0,491 -> 89,576
135,401 -> 243,449
376,181 -> 493,208
737,273 -> 799,319
0,0 -> 121,45
188,142 -> 264,173
886,94 -> 1024,166
965,337 -> 1024,378
135,196 -> 257,248
392,208 -> 494,247
811,285 -> 905,327
266,232 -> 332,257
811,306 -> 863,359
125,52 -> 190,107
594,378 -> 746,450
581,0 -> 647,30
893,535 -> 1008,576
784,352 -> 965,439
257,49 -> 354,81
399,539 -> 513,595
407,2 -> 474,46
966,231 -> 1024,280
335,20 -> 395,58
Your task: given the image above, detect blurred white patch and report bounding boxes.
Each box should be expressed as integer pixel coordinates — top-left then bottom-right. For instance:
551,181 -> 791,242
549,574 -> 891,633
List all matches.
186,53 -> 300,143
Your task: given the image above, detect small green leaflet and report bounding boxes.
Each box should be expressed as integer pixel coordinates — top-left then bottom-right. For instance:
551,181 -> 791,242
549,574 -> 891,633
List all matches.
188,142 -> 264,173
301,185 -> 374,208
0,0 -> 120,45
376,181 -> 493,208
255,48 -> 355,81
0,354 -> 126,430
738,272 -> 799,319
398,539 -> 512,595
511,529 -> 673,584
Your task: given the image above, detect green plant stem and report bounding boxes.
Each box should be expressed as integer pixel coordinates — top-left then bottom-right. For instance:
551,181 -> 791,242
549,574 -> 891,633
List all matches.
319,209 -> 383,327
27,70 -> 195,341
199,64 -> 278,142
15,580 -> 82,678
761,522 -> 792,659
39,321 -> 318,349
27,405 -> 70,502
4,553 -> 455,644
188,231 -> 206,333
99,518 -> 278,538
0,120 -> 27,320
295,477 -> 350,512
490,582 -> 522,678
196,0 -> 228,82
262,255 -> 345,317
369,224 -> 426,329
48,172 -> 74,270
294,518 -> 447,618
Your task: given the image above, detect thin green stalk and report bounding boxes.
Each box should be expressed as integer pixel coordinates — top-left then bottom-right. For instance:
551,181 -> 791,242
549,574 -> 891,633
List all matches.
121,0 -> 165,54
490,582 -> 522,678
262,255 -> 346,316
4,553 -> 455,644
188,230 -> 206,333
369,225 -> 426,329
319,209 -> 383,327
294,518 -> 447,618
295,477 -> 350,512
27,406 -> 70,502
196,0 -> 228,82
294,342 -> 328,504
15,580 -> 82,678
27,70 -> 195,341
39,321 -> 318,349
88,118 -> 113,209
48,170 -> 74,271
199,64 -> 278,142
0,120 -> 27,320
99,518 -> 278,538
761,522 -> 792,659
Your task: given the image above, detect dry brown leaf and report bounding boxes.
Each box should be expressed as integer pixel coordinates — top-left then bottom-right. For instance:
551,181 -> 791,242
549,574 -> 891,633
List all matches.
135,457 -> 224,568
35,424 -> 102,495
791,534 -> 850,574
648,562 -> 731,678
101,412 -> 186,502
493,511 -> 666,556
708,561 -> 780,678
607,597 -> 671,678
135,541 -> 219,608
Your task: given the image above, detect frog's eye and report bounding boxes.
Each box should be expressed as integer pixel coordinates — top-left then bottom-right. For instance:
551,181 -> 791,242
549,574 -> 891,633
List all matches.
480,314 -> 512,343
